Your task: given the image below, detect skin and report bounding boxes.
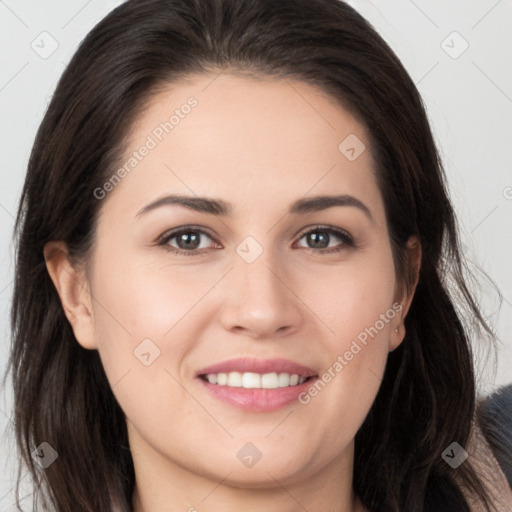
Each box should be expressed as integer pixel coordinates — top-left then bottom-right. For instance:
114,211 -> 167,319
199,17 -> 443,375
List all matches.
45,72 -> 421,512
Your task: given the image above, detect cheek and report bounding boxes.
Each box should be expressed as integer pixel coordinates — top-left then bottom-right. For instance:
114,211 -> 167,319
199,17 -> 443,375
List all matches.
308,244 -> 397,342
89,249 -> 212,345
87,248 -> 224,414
297,247 -> 397,430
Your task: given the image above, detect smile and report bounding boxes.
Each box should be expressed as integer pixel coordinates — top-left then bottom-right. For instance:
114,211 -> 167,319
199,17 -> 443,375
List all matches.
196,358 -> 318,411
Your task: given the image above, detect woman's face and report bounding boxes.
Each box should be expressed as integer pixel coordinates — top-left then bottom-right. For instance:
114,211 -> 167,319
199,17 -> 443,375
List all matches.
50,72 -> 416,493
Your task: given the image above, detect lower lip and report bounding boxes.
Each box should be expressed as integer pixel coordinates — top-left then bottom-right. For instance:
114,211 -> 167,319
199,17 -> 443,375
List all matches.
198,377 -> 317,412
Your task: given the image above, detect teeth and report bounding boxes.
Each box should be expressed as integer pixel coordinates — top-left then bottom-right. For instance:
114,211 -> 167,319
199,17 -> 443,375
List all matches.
227,372 -> 242,387
242,372 -> 261,388
204,371 -> 307,389
261,372 -> 278,388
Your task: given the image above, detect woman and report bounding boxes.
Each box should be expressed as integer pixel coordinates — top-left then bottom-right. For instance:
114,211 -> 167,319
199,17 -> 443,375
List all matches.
6,0 -> 511,510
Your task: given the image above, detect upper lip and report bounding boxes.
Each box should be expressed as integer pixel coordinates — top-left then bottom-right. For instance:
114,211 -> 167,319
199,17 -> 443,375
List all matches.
196,357 -> 317,378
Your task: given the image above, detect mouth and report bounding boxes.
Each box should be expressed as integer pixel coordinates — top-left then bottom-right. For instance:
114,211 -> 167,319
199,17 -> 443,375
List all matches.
196,358 -> 318,412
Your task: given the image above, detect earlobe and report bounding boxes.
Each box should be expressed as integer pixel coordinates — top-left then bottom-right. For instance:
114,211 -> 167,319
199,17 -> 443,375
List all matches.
43,241 -> 98,350
390,236 -> 422,351
390,323 -> 405,351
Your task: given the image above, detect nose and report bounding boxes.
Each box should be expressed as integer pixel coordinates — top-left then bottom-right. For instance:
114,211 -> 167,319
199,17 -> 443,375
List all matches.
219,252 -> 304,340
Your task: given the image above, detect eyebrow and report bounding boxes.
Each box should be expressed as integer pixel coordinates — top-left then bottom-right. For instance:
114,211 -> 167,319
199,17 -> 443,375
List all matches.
136,193 -> 374,222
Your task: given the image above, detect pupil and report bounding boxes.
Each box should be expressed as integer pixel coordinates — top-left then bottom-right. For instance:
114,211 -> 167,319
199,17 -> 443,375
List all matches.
309,232 -> 328,248
178,232 -> 199,249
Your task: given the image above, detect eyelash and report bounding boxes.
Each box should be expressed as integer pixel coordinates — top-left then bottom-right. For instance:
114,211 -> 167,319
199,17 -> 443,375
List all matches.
157,225 -> 355,257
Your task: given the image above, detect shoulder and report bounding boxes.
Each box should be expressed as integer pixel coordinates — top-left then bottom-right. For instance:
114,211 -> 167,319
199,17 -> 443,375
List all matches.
465,384 -> 512,512
476,383 -> 512,487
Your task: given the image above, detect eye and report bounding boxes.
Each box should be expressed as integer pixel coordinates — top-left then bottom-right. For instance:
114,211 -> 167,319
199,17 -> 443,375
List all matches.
295,225 -> 355,254
157,227 -> 218,256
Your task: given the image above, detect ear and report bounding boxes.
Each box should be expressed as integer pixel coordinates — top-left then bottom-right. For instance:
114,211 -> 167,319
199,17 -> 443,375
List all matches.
390,235 -> 421,351
44,241 -> 98,350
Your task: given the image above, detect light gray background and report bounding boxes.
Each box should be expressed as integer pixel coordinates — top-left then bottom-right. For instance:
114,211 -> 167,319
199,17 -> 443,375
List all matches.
1,0 -> 511,509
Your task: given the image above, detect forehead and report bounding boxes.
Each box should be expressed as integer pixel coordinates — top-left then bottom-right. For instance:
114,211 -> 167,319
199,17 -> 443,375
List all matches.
99,72 -> 384,223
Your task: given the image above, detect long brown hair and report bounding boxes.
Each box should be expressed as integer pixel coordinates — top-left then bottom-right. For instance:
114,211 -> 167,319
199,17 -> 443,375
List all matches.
6,0 -> 498,510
